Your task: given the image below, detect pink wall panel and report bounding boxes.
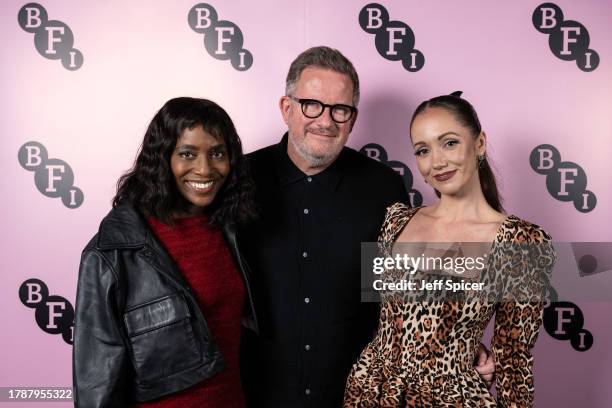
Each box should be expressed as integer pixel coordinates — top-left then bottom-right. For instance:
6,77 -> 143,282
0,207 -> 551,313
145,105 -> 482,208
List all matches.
1,1 -> 610,406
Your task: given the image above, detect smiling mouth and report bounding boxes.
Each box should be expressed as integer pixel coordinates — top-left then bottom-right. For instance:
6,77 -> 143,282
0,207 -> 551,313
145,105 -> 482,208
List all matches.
307,129 -> 336,138
186,180 -> 214,192
433,170 -> 457,182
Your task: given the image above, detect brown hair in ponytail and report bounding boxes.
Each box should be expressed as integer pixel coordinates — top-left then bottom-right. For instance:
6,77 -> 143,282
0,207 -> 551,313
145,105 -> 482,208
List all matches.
410,92 -> 504,213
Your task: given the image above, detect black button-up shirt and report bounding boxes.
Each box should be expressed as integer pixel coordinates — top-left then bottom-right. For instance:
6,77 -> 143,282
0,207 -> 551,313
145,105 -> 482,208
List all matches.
240,134 -> 408,408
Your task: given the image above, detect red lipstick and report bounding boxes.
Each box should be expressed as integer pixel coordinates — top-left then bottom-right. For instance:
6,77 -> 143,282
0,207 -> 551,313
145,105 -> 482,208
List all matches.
433,170 -> 457,182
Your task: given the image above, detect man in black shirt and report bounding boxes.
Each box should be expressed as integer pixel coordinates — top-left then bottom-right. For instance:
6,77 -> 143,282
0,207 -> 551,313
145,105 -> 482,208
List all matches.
239,46 -> 493,408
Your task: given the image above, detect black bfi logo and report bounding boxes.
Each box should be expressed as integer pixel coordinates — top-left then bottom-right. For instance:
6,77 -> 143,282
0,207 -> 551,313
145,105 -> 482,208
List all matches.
18,141 -> 84,209
17,3 -> 84,71
529,144 -> 596,213
19,279 -> 75,345
360,143 -> 423,207
359,3 -> 424,72
543,300 -> 593,352
188,3 -> 253,71
532,3 -> 599,72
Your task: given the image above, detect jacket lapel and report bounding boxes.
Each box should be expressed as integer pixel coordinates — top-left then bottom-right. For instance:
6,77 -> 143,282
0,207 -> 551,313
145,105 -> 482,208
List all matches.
142,228 -> 191,289
97,204 -> 190,290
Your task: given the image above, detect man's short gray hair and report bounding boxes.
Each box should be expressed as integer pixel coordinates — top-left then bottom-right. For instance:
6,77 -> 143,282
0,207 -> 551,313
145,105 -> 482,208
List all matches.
285,46 -> 360,107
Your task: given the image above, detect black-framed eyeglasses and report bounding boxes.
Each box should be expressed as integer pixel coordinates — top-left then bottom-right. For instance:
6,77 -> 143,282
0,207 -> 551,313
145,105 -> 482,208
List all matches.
288,95 -> 357,123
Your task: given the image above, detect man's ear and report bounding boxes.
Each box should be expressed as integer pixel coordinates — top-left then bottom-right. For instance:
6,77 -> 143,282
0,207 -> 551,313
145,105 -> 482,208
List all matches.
279,96 -> 291,125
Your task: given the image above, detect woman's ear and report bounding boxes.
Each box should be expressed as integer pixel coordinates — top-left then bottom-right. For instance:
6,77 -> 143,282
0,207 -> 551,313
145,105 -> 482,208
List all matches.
477,131 -> 487,156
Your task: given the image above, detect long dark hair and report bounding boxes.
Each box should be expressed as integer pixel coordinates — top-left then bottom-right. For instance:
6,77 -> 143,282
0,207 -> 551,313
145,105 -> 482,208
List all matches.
114,97 -> 256,227
410,93 -> 504,213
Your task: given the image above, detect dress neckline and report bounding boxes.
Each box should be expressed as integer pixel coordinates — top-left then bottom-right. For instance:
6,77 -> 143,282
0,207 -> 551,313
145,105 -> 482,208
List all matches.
147,213 -> 209,229
394,205 -> 514,246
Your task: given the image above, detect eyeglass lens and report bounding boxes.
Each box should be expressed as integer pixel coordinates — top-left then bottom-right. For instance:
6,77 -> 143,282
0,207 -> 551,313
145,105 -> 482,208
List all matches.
301,100 -> 352,122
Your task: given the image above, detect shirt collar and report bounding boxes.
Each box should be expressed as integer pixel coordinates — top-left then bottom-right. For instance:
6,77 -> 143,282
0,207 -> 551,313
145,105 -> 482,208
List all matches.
274,132 -> 347,191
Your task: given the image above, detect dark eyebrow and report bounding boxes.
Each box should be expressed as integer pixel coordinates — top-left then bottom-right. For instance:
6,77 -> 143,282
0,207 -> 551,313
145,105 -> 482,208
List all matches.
413,132 -> 461,148
176,144 -> 196,150
209,144 -> 227,150
436,131 -> 461,140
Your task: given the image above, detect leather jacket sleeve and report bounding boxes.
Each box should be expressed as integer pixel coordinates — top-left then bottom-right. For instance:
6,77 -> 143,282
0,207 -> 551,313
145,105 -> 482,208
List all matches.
73,249 -> 131,407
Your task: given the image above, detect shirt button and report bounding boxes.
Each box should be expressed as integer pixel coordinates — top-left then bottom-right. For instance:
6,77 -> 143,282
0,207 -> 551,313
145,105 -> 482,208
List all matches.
303,208 -> 309,214
304,297 -> 310,304
302,251 -> 308,258
305,344 -> 311,351
307,177 -> 312,182
305,388 -> 311,395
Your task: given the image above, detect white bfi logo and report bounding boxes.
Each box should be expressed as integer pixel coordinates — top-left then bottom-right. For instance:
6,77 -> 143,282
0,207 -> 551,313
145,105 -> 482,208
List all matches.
18,141 -> 84,209
359,3 -> 424,72
543,301 -> 593,351
359,143 -> 423,207
529,144 -> 596,213
188,3 -> 253,71
18,3 -> 84,71
532,3 -> 599,72
19,279 -> 75,345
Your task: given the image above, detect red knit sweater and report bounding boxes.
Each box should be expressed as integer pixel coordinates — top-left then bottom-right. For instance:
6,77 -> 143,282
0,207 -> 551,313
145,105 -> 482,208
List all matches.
139,215 -> 245,408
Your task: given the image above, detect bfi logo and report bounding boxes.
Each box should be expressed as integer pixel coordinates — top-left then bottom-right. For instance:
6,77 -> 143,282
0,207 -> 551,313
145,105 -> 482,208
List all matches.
19,279 -> 75,345
359,3 -> 424,72
532,3 -> 599,72
18,141 -> 84,209
543,301 -> 593,351
17,3 -> 84,71
359,143 -> 423,207
529,144 -> 596,213
188,3 -> 253,71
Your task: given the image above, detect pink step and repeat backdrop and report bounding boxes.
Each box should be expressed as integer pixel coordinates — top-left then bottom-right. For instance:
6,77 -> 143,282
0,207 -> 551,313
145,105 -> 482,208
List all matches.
1,0 -> 611,406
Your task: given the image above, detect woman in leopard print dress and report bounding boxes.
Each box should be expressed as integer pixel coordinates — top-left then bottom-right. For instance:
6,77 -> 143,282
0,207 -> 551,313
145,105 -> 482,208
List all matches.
343,93 -> 555,407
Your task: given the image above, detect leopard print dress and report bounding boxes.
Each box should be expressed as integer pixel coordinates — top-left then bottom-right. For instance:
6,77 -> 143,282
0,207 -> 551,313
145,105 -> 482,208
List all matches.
343,203 -> 555,408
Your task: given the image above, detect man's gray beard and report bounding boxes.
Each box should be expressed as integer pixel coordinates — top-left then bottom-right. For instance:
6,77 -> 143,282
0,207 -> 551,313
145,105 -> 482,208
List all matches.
289,135 -> 340,169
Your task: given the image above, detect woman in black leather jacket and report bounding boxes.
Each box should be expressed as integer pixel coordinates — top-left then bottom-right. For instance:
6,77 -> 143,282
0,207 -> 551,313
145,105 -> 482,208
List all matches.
73,97 -> 257,408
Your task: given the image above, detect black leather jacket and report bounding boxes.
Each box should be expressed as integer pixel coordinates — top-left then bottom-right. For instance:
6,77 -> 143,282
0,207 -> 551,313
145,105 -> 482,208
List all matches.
73,204 -> 258,407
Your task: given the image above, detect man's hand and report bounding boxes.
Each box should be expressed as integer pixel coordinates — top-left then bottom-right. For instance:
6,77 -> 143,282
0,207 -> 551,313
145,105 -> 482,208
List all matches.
474,343 -> 495,389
